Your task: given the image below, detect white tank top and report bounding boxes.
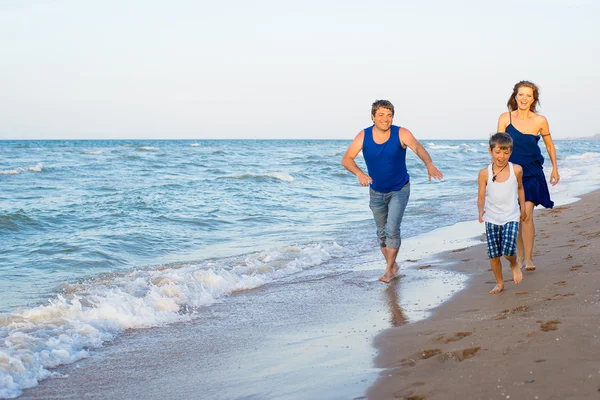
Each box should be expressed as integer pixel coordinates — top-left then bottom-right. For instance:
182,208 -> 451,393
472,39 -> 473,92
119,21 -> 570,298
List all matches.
483,162 -> 520,225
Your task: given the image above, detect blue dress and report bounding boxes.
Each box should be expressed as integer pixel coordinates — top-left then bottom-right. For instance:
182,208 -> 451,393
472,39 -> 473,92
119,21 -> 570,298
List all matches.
506,124 -> 554,209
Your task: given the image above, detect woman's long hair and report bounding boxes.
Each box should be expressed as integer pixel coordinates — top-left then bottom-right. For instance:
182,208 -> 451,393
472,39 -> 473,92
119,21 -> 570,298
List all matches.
507,80 -> 540,112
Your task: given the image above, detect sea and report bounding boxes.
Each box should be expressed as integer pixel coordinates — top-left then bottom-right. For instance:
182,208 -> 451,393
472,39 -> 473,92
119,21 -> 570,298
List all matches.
1,138 -> 599,398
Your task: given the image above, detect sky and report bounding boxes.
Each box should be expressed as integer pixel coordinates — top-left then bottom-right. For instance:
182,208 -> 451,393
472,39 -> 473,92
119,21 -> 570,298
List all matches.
1,0 -> 599,140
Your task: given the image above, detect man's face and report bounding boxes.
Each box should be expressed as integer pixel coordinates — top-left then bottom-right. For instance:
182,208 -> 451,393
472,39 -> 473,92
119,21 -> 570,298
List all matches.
372,107 -> 393,132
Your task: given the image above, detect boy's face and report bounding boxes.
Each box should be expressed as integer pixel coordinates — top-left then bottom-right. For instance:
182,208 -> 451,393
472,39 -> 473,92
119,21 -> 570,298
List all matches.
488,145 -> 511,167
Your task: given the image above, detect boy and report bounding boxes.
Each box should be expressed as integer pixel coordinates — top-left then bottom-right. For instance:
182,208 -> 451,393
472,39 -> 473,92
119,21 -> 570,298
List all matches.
478,132 -> 528,294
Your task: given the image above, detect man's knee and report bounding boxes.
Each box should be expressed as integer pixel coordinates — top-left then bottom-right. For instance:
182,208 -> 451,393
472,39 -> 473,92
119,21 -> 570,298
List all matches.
386,236 -> 401,249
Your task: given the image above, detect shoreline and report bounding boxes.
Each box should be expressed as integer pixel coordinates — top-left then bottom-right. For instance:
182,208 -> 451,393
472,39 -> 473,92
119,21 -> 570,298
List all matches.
12,190 -> 599,399
367,190 -> 600,399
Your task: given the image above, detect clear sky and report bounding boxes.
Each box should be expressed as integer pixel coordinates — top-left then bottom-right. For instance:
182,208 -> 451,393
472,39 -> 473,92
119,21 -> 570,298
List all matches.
1,0 -> 598,140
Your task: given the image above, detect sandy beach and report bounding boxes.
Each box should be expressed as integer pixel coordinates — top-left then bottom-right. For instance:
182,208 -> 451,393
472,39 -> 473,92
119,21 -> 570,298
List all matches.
368,189 -> 600,400
15,190 -> 599,400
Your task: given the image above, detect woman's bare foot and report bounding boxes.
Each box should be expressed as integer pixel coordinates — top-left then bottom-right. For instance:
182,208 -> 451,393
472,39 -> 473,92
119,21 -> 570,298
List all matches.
517,256 -> 524,270
489,283 -> 504,294
524,260 -> 537,271
511,265 -> 523,284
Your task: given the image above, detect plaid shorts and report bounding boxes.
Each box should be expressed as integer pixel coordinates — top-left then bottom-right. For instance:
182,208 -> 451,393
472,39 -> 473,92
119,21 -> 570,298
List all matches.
485,221 -> 519,259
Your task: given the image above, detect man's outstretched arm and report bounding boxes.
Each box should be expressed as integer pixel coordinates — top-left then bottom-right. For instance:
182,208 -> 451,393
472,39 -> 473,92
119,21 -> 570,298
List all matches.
399,127 -> 443,181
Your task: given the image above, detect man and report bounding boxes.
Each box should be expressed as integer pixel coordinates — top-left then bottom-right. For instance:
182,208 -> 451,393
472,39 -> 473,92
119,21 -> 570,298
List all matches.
342,100 -> 443,283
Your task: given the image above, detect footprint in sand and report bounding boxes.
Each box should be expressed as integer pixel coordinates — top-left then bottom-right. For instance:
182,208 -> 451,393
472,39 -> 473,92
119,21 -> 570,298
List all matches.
545,293 -> 575,301
540,320 -> 561,331
392,382 -> 426,400
452,248 -> 467,253
585,231 -> 600,239
554,280 -> 567,286
433,332 -> 473,344
493,306 -> 529,319
440,346 -> 481,362
421,349 -> 442,359
569,264 -> 583,271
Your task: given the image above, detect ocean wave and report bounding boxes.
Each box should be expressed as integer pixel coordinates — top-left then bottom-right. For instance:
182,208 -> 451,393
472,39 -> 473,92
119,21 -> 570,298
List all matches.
0,211 -> 37,232
0,242 -> 346,398
83,151 -> 101,155
189,143 -> 200,147
220,172 -> 294,182
564,151 -> 600,160
135,147 -> 160,152
0,163 -> 43,175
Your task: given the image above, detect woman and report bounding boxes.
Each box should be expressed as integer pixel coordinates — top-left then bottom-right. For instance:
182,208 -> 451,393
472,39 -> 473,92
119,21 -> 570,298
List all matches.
497,80 -> 559,271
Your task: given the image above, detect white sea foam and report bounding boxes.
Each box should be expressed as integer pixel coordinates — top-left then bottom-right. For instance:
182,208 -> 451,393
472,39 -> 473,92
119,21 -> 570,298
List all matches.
189,143 -> 200,147
0,163 -> 43,175
0,241 -> 346,398
83,151 -> 101,155
136,146 -> 160,151
428,144 -> 461,150
564,151 -> 600,161
460,143 -> 478,153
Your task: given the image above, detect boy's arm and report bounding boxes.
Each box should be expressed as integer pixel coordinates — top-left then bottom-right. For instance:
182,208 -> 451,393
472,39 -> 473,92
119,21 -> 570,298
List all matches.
341,131 -> 372,186
477,168 -> 487,223
399,127 -> 443,181
514,164 -> 528,221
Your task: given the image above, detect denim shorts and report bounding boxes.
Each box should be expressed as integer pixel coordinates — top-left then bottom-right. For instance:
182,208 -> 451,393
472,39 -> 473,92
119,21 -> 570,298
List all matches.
485,221 -> 519,259
368,183 -> 410,249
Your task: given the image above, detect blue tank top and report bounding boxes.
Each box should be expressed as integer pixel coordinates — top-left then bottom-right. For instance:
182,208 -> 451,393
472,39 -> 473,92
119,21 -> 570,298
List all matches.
362,125 -> 409,193
506,123 -> 544,166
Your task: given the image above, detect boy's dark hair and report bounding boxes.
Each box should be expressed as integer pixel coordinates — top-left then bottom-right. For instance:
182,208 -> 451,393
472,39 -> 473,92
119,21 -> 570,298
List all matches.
489,132 -> 513,150
371,100 -> 395,117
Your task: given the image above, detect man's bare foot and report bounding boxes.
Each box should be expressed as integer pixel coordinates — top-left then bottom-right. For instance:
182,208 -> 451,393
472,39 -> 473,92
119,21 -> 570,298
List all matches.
489,283 -> 504,294
379,263 -> 400,284
511,265 -> 523,284
524,260 -> 536,271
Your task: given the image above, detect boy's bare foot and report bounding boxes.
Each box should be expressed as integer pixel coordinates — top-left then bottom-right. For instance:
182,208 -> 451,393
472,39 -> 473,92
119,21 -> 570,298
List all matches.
511,265 -> 523,284
379,263 -> 400,283
524,260 -> 537,271
489,283 -> 504,294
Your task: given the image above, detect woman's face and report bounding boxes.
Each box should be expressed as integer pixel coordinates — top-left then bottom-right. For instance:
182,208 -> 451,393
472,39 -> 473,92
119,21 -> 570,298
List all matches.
516,86 -> 535,111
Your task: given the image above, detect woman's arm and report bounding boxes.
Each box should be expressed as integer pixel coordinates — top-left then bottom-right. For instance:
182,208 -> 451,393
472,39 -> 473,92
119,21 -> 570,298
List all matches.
539,116 -> 559,185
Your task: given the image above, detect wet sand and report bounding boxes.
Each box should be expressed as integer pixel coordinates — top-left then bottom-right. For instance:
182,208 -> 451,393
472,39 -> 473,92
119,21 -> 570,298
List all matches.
368,189 -> 600,400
